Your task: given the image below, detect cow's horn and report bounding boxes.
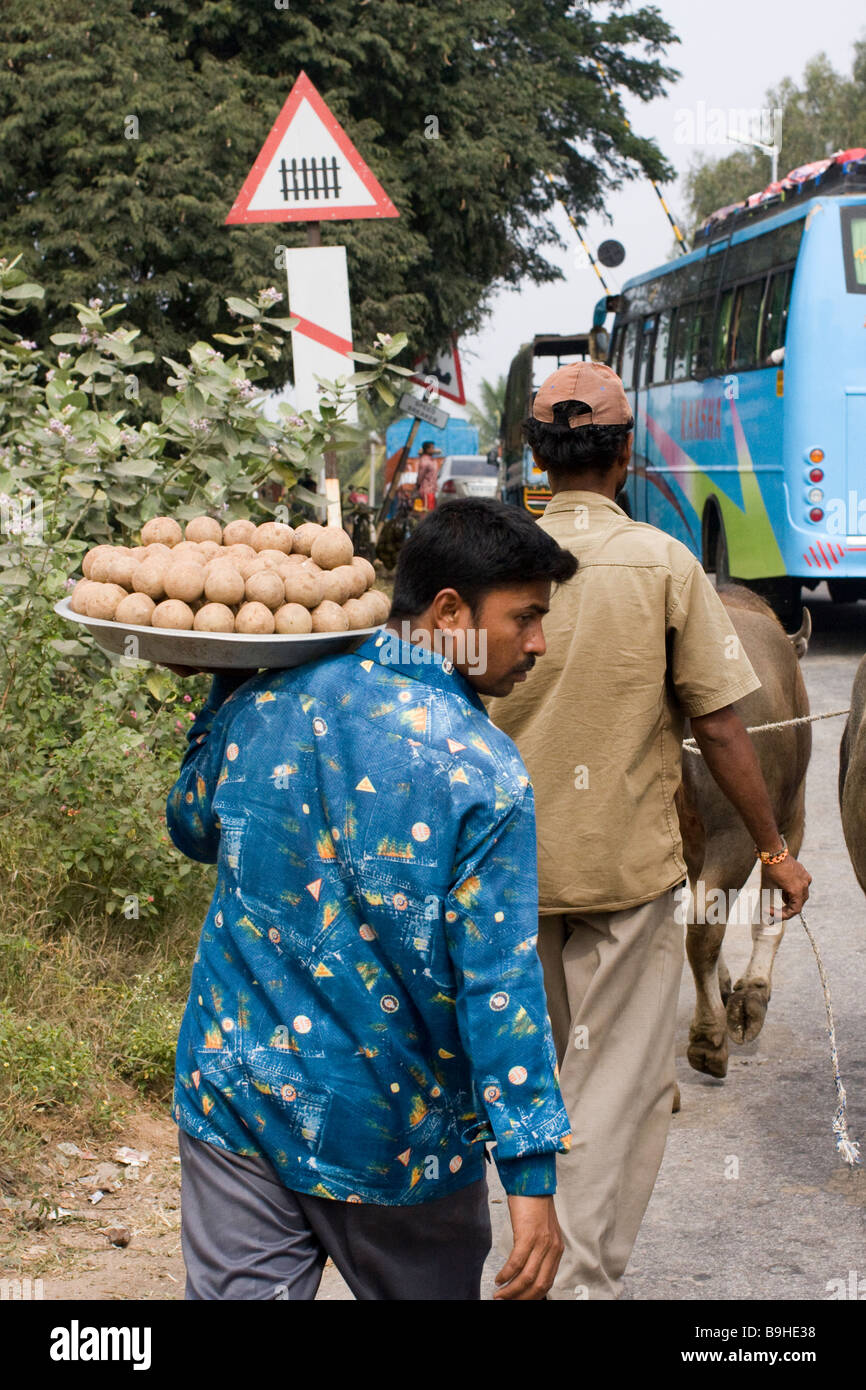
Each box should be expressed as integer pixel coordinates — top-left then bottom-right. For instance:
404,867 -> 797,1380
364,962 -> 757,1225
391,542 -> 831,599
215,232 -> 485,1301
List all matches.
788,606 -> 811,659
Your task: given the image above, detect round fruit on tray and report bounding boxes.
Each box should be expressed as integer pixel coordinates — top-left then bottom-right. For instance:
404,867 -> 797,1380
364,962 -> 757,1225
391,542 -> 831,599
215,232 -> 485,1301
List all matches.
55,597 -> 381,670
59,514 -> 391,668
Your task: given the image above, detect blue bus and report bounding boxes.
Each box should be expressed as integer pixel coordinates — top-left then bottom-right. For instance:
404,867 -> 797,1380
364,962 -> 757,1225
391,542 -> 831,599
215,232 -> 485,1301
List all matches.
606,147 -> 866,624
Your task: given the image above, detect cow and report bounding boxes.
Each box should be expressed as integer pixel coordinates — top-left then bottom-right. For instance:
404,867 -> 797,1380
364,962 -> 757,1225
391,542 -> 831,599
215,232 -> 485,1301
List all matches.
839,654 -> 866,894
675,584 -> 812,1079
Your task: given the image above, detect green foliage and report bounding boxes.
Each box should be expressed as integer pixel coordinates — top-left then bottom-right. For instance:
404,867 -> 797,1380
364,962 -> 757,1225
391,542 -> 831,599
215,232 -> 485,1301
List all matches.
466,374 -> 507,451
0,1011 -> 95,1114
110,966 -> 190,1090
682,41 -> 866,237
1,0 -> 678,388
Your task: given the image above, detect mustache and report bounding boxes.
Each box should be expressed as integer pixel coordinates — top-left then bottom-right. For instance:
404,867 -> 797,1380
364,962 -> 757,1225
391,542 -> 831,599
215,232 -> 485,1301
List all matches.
515,655 -> 537,673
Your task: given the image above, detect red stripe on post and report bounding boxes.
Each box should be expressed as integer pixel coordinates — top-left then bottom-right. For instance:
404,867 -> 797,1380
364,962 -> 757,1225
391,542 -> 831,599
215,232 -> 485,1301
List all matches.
292,314 -> 353,357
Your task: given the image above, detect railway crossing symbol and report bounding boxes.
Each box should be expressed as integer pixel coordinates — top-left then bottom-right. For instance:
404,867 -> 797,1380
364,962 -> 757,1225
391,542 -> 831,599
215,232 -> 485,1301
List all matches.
225,71 -> 400,224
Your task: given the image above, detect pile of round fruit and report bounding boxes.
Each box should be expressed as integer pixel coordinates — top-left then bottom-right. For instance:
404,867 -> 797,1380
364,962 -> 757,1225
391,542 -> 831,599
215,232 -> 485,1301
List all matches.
69,516 -> 391,635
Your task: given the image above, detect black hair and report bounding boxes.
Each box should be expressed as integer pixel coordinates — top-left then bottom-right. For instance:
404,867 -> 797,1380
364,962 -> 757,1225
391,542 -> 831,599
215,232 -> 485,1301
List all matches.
419,440 -> 436,452
390,497 -> 578,620
523,398 -> 633,475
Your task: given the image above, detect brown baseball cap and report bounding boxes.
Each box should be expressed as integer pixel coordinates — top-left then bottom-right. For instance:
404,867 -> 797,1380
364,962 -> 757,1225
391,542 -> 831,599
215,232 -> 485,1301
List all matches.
532,361 -> 632,427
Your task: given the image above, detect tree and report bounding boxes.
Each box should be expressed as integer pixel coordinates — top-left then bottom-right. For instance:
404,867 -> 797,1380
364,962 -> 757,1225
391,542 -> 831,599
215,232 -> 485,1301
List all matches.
1,0 -> 679,400
466,375 -> 507,451
682,42 -> 866,238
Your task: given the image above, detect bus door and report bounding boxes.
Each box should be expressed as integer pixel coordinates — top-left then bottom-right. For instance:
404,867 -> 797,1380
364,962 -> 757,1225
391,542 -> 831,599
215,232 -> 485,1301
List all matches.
618,320 -> 641,516
625,317 -> 655,522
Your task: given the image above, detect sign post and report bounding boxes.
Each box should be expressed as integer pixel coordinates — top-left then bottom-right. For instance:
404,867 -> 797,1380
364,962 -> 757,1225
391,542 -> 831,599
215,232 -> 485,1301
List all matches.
376,392 -> 451,526
225,71 -> 399,526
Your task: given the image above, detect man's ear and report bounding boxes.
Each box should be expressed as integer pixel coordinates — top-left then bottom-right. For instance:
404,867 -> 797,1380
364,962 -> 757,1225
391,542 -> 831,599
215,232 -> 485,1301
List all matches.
430,588 -> 464,630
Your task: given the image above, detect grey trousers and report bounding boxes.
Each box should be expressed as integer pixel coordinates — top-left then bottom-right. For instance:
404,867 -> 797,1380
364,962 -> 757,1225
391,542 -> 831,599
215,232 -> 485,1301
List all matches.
178,1129 -> 492,1301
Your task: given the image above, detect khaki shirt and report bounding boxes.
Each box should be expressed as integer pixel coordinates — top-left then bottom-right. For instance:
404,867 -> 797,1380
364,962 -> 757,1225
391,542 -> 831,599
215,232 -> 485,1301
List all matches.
487,491 -> 761,913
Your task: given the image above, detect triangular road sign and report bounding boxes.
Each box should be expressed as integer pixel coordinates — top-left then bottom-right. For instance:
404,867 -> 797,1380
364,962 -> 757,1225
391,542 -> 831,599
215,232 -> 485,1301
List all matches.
411,336 -> 467,405
225,71 -> 399,224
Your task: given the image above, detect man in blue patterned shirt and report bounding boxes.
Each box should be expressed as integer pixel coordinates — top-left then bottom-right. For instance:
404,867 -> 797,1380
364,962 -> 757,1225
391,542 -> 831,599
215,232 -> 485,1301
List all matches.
167,499 -> 577,1301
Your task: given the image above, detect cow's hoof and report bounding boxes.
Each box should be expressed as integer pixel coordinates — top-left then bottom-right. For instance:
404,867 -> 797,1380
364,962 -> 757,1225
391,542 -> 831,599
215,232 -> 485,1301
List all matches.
687,1027 -> 728,1077
672,1082 -> 681,1113
726,982 -> 769,1043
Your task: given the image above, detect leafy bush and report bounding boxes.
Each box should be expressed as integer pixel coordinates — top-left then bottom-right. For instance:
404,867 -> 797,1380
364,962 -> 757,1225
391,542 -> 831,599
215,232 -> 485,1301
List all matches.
0,255 -> 410,1152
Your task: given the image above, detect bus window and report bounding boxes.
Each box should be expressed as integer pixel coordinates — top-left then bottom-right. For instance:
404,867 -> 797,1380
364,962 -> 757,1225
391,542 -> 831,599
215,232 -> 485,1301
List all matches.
713,288 -> 734,371
730,278 -> 766,371
690,294 -> 715,376
640,317 -> 657,387
651,310 -> 672,383
620,322 -> 639,388
760,267 -> 794,359
841,207 -> 866,293
669,304 -> 693,381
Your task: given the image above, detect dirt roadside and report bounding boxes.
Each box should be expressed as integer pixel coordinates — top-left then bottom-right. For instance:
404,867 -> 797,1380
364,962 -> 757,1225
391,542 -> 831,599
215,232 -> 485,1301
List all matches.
0,1110 -> 185,1301
0,1106 -> 356,1301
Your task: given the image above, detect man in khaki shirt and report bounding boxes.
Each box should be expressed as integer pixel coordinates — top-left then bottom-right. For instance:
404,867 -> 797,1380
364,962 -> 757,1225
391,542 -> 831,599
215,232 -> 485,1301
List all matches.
487,361 -> 811,1300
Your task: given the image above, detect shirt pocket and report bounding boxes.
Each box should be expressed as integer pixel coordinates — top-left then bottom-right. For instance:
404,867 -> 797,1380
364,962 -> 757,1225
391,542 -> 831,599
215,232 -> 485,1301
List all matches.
193,1048 -> 250,1109
245,1050 -> 331,1152
359,871 -> 452,986
360,797 -> 441,870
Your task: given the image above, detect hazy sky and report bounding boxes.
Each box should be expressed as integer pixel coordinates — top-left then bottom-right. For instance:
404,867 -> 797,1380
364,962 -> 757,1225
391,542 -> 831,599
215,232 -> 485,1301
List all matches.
456,0 -> 864,413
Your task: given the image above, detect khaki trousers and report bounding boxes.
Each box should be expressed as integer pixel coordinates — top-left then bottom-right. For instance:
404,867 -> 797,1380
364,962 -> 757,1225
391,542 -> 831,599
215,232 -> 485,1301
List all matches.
537,888 -> 684,1300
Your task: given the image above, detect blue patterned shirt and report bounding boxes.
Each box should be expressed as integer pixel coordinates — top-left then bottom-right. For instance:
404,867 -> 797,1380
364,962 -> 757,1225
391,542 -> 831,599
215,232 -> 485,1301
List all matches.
167,631 -> 571,1205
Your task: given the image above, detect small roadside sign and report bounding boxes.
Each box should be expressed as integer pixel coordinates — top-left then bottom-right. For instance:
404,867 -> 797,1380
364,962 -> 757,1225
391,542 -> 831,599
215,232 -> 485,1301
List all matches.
398,392 -> 450,431
225,71 -> 399,225
410,337 -> 466,405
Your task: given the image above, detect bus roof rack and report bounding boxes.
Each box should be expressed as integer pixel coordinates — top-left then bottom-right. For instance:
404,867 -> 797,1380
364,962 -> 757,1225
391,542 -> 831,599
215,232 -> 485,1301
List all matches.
697,147 -> 866,244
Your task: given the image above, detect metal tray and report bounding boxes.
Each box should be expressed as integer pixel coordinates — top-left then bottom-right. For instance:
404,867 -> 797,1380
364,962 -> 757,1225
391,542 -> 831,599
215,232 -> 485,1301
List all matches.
55,597 -> 381,670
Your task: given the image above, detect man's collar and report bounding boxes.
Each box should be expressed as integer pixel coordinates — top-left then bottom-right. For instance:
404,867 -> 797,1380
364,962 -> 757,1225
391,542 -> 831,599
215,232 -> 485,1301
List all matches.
543,489 -> 628,518
349,630 -> 488,713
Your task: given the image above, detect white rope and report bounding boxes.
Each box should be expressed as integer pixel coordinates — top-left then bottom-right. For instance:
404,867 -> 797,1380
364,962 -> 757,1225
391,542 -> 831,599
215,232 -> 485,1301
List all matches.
682,707 -> 851,754
798,910 -> 861,1166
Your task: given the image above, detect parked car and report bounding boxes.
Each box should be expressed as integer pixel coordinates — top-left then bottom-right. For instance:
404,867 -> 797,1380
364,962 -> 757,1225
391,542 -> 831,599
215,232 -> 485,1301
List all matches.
436,454 -> 499,500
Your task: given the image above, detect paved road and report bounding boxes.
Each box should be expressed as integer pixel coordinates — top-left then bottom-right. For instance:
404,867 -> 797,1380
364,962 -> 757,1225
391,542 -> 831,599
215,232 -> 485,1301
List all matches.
319,583 -> 866,1301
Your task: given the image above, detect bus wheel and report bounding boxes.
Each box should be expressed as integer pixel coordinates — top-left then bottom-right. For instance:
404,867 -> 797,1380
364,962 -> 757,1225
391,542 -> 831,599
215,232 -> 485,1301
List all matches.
829,579 -> 866,604
713,521 -> 730,587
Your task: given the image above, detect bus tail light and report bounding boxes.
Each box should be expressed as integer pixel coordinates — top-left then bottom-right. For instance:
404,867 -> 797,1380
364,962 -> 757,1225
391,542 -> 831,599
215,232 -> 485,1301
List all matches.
809,448 -> 825,464
808,487 -> 824,504
809,507 -> 824,523
809,467 -> 824,483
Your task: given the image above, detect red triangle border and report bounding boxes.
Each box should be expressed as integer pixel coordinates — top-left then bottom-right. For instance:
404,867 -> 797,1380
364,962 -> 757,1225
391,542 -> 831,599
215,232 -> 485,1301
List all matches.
225,71 -> 399,225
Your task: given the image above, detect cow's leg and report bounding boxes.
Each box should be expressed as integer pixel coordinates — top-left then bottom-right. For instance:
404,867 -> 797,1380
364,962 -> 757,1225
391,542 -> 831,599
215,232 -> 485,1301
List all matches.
717,950 -> 732,1004
726,876 -> 785,1043
687,910 -> 729,1077
726,798 -> 805,1044
687,835 -> 757,1076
